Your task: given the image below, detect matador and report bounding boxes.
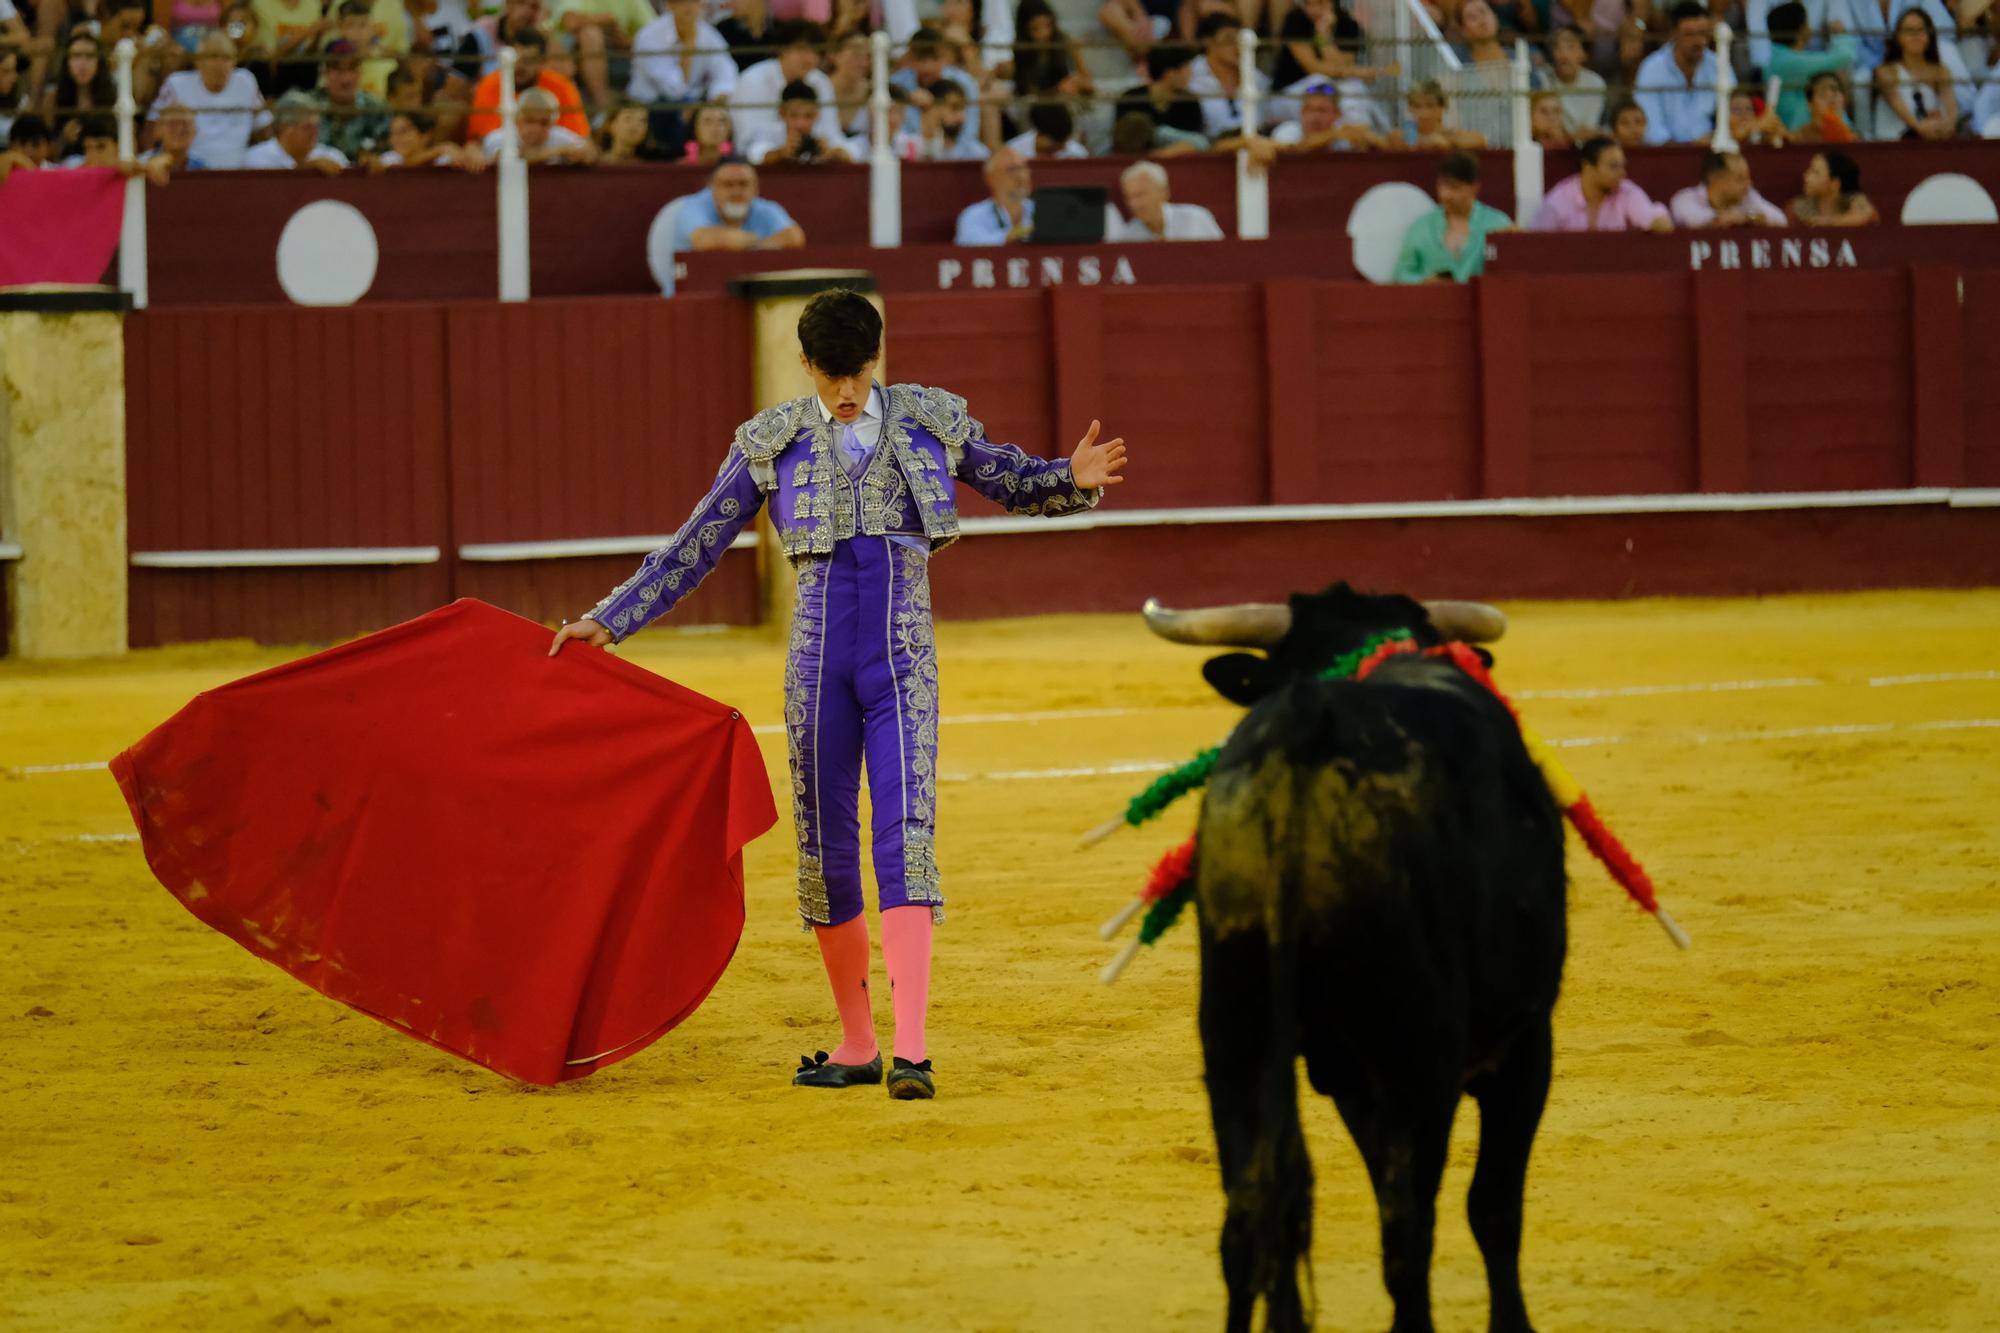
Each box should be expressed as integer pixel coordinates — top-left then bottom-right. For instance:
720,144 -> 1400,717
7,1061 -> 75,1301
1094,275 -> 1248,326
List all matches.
551,290 -> 1129,1099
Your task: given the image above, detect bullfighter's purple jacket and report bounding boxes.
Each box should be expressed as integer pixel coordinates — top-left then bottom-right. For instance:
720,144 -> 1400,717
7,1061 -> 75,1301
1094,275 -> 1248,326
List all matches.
587,383 -> 1098,641
585,382 -> 1099,927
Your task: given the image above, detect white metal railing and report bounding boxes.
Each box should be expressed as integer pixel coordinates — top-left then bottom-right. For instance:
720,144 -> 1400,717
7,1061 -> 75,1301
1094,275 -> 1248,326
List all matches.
868,30 -> 900,249
130,548 -> 442,568
1710,23 -> 1740,153
103,21 -> 1799,307
1379,0 -> 1463,124
1511,40 -> 1544,231
955,490 -> 1980,537
459,533 -> 758,561
112,37 -> 147,309
497,46 -> 529,302
1235,25 -> 1268,241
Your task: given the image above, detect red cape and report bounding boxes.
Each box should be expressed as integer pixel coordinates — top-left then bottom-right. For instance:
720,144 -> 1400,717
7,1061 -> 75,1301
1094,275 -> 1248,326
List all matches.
111,599 -> 776,1084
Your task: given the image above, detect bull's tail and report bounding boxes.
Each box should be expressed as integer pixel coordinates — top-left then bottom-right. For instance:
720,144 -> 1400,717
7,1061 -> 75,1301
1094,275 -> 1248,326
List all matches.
1243,775 -> 1316,1330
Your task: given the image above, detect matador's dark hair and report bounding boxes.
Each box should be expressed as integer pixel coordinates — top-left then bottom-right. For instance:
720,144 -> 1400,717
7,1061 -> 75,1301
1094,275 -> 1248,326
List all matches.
797,289 -> 882,377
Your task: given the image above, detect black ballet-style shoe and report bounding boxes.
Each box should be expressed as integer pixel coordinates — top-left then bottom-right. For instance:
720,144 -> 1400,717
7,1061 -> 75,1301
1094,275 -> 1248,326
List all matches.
792,1050 -> 883,1088
886,1056 -> 935,1100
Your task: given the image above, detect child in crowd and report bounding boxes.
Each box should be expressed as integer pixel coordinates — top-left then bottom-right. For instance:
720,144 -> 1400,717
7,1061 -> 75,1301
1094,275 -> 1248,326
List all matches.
683,101 -> 735,165
373,107 -> 486,168
1609,96 -> 1649,148
1728,87 -> 1790,145
1792,70 -> 1860,142
1404,80 -> 1486,149
597,96 -> 672,161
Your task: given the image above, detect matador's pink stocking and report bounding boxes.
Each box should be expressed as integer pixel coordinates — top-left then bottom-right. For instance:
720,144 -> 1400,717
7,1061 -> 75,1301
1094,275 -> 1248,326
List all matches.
880,905 -> 934,1063
813,916 -> 878,1065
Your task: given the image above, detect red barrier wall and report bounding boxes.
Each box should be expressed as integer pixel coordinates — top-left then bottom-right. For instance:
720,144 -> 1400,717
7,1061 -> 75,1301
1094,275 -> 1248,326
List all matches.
1276,282 -> 1480,503
1744,270 -> 1914,492
444,296 -> 759,627
146,172 -> 499,306
125,304 -> 453,644
123,295 -> 756,645
121,267 -> 2000,646
1960,271 -> 2000,488
1092,285 -> 1271,507
1525,274 -> 1696,496
927,504 -> 2000,618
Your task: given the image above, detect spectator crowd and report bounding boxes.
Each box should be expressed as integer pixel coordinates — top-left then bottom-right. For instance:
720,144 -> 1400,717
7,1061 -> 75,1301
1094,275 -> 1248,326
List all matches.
0,0 -> 1986,255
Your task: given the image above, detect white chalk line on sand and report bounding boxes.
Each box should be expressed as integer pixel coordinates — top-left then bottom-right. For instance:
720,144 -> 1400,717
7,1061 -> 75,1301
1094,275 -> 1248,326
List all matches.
943,716 -> 2000,783
8,673 -> 1997,780
12,720 -> 1998,844
1513,676 -> 1820,700
6,831 -> 138,852
1867,670 -> 2000,688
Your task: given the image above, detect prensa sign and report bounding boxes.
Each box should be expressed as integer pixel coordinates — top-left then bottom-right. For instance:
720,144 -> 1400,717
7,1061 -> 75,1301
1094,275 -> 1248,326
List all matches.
936,255 -> 1142,290
1688,237 -> 1860,271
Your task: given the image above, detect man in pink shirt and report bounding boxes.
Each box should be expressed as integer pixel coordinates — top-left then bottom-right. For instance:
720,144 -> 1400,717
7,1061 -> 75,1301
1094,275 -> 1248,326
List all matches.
1668,150 -> 1787,228
1530,137 -> 1673,233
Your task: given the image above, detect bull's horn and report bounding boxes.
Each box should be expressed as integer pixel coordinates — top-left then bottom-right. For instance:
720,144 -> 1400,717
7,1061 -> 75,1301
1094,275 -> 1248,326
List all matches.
1141,598 -> 1291,648
1423,600 -> 1508,644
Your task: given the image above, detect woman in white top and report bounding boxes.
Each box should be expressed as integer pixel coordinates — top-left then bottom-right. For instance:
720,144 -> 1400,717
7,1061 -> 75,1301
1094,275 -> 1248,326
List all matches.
1873,7 -> 1958,138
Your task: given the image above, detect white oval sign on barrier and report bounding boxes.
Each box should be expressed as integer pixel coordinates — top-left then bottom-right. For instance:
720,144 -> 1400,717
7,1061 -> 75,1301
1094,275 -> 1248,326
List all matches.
1899,173 -> 1999,226
276,200 -> 380,306
1346,182 -> 1438,286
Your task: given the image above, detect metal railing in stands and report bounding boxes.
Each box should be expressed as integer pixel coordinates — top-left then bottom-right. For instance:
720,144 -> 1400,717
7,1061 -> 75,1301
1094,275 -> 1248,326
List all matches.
59,26 -> 1967,130
89,18 -> 1928,306
1372,0 -> 1461,119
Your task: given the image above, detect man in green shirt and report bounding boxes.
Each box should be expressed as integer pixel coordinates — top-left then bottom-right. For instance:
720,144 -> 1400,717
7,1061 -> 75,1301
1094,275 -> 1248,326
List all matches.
1765,1 -> 1858,130
1391,151 -> 1513,285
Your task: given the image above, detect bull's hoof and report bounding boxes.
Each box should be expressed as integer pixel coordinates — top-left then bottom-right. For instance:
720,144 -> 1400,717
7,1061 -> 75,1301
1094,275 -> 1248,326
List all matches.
887,1057 -> 935,1100
792,1051 -> 883,1087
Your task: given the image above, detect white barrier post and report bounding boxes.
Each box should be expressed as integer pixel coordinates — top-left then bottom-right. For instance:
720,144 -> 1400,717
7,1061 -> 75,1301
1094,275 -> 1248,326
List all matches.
496,46 -> 530,302
1391,0 -> 1411,109
1510,38 -> 1543,227
1710,22 -> 1739,152
869,30 -> 901,248
113,37 -> 148,309
1234,25 -> 1269,240
1508,34 -> 1531,148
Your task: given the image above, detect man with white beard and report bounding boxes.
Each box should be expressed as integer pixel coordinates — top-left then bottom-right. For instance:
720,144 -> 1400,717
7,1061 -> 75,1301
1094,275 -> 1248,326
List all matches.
666,156 -> 808,252
1110,160 -> 1225,241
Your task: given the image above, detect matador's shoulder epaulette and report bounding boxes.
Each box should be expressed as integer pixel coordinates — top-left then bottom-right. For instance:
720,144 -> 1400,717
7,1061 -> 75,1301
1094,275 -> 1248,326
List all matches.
733,395 -> 819,491
892,383 -> 984,468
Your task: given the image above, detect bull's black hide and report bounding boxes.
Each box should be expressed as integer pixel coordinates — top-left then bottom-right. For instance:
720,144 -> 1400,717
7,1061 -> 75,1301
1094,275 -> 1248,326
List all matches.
1190,584 -> 1566,1333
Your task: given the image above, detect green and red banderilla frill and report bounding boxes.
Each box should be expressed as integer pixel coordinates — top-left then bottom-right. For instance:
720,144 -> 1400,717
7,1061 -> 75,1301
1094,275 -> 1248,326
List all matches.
1093,629 -> 1690,983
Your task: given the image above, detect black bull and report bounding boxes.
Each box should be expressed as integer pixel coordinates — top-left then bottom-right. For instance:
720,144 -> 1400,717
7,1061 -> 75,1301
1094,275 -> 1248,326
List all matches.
1167,586 -> 1567,1333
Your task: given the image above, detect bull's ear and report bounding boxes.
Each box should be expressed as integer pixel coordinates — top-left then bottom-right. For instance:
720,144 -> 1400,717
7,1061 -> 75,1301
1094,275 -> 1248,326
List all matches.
1202,653 -> 1277,706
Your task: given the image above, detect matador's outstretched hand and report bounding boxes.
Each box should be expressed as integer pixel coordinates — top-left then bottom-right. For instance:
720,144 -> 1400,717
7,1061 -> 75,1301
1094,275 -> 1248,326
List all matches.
1069,420 -> 1128,491
549,618 -> 612,655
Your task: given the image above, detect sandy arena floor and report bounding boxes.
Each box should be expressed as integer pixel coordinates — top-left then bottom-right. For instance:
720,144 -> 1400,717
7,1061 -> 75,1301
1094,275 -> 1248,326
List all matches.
2,590 -> 1997,1331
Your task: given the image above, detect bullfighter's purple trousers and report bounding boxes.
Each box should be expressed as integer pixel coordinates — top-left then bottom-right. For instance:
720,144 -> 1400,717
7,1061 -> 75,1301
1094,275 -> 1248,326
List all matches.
785,534 -> 944,929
